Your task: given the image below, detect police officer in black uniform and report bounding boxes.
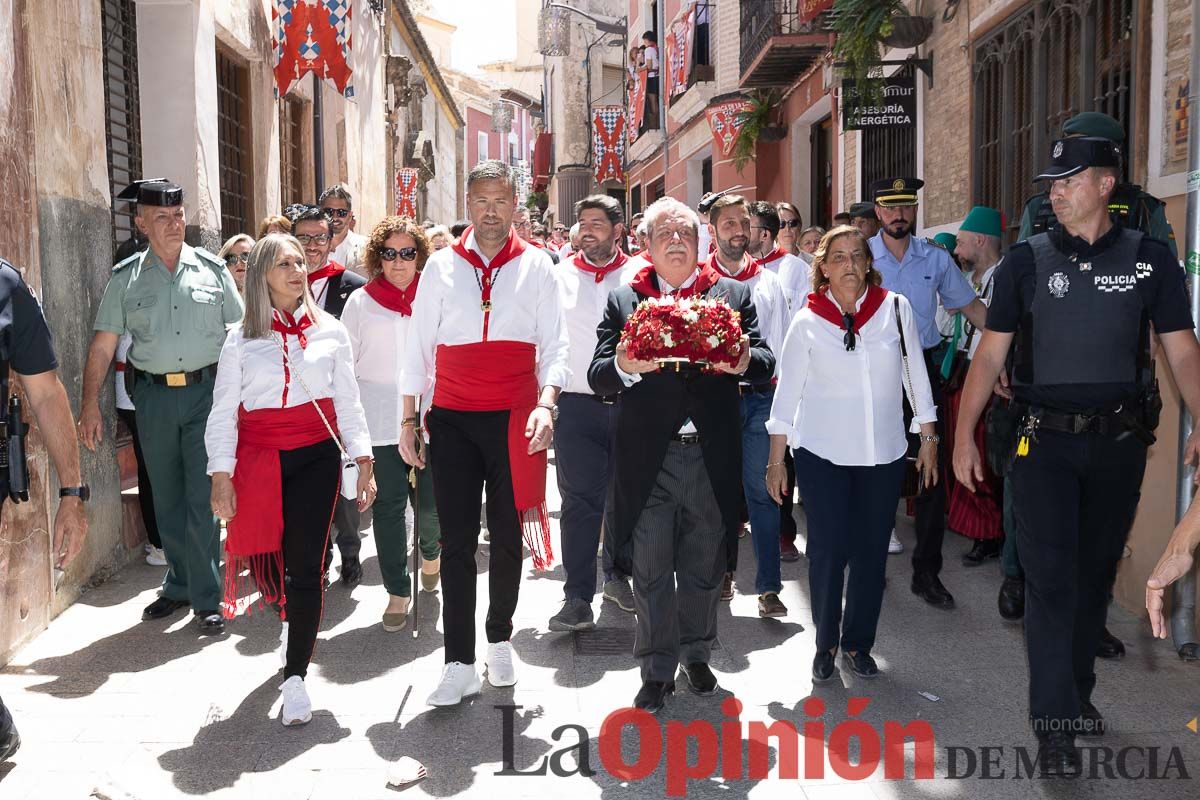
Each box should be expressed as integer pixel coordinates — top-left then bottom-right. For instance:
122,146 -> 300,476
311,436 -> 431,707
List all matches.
952,138 -> 1200,775
0,257 -> 90,762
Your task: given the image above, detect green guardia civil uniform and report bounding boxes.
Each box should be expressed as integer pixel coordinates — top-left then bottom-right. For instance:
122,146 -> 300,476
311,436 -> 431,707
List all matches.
94,240 -> 243,612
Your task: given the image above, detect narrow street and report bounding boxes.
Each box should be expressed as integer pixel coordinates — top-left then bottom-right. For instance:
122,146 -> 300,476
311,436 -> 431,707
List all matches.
1,467 -> 1196,799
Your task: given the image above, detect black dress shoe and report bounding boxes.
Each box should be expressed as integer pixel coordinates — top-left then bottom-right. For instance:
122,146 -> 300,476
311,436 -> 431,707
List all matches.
1077,699 -> 1105,738
681,663 -> 718,696
1037,732 -> 1080,777
841,650 -> 879,678
961,538 -> 1002,567
812,650 -> 835,682
142,596 -> 189,620
340,556 -> 363,587
633,680 -> 674,714
1097,627 -> 1125,660
195,610 -> 226,636
910,573 -> 955,609
997,575 -> 1025,621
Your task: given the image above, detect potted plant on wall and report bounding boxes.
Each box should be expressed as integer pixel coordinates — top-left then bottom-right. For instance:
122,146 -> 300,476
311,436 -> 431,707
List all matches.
731,90 -> 784,172
831,0 -> 932,102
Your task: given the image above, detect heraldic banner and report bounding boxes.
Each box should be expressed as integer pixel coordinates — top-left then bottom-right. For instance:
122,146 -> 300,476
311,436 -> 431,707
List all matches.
272,0 -> 355,99
592,106 -> 627,184
395,168 -> 419,218
627,67 -> 648,144
665,2 -> 696,98
705,98 -> 754,159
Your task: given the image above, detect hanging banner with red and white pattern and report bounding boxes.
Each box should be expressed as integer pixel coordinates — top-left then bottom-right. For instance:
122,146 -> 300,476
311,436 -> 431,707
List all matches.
665,2 -> 696,98
592,106 -> 627,184
395,168 -> 419,218
705,98 -> 754,159
627,67 -> 648,145
271,0 -> 355,100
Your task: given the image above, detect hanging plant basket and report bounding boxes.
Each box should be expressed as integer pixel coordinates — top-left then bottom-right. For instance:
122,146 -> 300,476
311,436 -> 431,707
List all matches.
880,14 -> 933,48
731,90 -> 783,172
831,0 -> 908,105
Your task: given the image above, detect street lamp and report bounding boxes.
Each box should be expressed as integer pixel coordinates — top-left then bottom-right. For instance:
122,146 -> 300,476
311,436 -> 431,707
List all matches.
537,2 -> 626,57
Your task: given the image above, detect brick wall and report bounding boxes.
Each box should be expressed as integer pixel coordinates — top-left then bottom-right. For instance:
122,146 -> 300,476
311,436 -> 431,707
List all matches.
1161,0 -> 1191,176
919,8 -> 973,226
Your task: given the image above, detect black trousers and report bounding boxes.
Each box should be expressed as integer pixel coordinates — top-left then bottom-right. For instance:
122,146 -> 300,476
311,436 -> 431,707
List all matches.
117,408 -> 161,548
261,439 -> 340,679
909,351 -> 947,577
779,449 -> 798,544
427,407 -> 523,665
1010,428 -> 1146,734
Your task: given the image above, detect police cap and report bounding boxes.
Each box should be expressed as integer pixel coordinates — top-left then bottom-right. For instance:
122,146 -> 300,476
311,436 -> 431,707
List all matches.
848,202 -> 878,220
1034,137 -> 1122,182
116,178 -> 183,207
870,177 -> 924,208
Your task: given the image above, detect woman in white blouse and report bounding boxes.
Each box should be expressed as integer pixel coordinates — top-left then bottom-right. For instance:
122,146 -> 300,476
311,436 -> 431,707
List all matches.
206,233 -> 375,727
766,226 -> 938,683
340,217 -> 442,633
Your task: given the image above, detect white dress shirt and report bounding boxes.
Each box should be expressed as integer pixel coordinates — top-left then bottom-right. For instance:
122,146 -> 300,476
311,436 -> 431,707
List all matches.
772,250 -> 813,315
340,289 -> 431,446
767,291 -> 937,467
936,263 -> 998,360
710,255 -> 789,379
400,231 -> 571,397
205,311 -> 373,475
557,251 -> 645,395
331,231 -> 368,278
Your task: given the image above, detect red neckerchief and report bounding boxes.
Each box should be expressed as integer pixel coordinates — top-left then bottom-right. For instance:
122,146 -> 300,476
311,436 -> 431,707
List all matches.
451,226 -> 527,340
628,261 -> 722,299
271,308 -> 314,348
707,252 -> 762,283
758,246 -> 786,266
364,273 -> 420,317
572,249 -> 629,283
306,260 -> 346,285
806,284 -> 888,333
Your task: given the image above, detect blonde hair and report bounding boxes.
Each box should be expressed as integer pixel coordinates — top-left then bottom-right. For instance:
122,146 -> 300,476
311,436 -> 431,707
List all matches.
810,225 -> 881,293
257,214 -> 292,237
241,234 -> 324,339
217,234 -> 254,261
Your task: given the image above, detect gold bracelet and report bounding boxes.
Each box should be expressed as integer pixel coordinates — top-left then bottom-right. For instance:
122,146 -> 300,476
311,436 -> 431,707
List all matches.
766,461 -> 786,468
401,418 -> 418,428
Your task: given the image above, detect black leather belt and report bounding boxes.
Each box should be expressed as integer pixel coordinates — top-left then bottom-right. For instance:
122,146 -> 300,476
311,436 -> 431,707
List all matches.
133,364 -> 218,388
1030,407 -> 1123,436
672,432 -> 701,445
738,382 -> 774,396
561,391 -> 618,405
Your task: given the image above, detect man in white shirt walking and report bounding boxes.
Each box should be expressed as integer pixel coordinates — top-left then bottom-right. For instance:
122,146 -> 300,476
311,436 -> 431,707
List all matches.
320,185 -> 368,278
548,195 -> 644,632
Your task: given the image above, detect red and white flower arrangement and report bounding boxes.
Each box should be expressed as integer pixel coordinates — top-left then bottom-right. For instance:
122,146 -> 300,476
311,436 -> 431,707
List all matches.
620,296 -> 744,369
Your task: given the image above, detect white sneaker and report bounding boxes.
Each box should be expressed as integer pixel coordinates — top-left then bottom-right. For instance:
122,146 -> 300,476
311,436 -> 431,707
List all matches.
485,641 -> 517,687
888,530 -> 904,554
427,662 -> 482,706
279,675 -> 312,726
278,621 -> 289,668
145,546 -> 167,566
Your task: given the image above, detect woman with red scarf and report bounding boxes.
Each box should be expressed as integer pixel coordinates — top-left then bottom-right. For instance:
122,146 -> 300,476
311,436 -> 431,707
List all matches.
341,218 -> 442,632
766,227 -> 938,683
205,233 -> 375,726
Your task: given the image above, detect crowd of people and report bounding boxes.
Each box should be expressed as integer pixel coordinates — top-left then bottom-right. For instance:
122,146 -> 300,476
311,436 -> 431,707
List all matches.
3,110 -> 1200,777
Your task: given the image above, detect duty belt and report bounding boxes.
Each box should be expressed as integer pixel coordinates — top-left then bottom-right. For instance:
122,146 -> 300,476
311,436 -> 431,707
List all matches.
1029,407 -> 1124,437
132,363 -> 218,388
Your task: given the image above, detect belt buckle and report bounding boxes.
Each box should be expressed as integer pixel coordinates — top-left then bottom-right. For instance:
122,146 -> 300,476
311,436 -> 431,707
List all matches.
165,372 -> 187,388
1073,414 -> 1092,434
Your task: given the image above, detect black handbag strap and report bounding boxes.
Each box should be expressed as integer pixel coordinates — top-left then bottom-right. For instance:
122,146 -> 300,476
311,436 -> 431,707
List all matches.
894,296 -> 917,414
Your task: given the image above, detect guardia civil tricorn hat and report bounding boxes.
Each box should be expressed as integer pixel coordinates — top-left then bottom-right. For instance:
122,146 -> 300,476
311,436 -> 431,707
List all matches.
116,178 -> 183,207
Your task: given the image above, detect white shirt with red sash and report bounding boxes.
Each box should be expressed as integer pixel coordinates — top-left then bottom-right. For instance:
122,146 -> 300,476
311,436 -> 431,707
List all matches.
706,252 -> 789,379
557,249 -> 646,395
399,228 -> 570,398
758,245 -> 811,316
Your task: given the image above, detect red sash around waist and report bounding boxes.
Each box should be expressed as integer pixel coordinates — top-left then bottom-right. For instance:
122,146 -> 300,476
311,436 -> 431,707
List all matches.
432,340 -> 553,570
221,399 -> 339,618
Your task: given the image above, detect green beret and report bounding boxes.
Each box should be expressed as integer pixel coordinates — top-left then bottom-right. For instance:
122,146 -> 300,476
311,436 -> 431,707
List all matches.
959,206 -> 1003,238
932,233 -> 957,255
1063,112 -> 1125,143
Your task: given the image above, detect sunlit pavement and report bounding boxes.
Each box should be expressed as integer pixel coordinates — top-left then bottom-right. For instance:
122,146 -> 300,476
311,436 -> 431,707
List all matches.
2,456 -> 1198,799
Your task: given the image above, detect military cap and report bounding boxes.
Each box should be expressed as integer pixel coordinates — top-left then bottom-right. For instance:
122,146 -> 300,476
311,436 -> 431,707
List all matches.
848,202 -> 878,220
1063,112 -> 1125,143
1034,137 -> 1122,182
116,178 -> 183,207
870,177 -> 924,208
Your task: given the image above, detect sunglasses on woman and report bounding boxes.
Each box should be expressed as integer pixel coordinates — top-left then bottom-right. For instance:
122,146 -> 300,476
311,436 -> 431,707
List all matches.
780,219 -> 802,229
223,252 -> 250,265
380,246 -> 419,262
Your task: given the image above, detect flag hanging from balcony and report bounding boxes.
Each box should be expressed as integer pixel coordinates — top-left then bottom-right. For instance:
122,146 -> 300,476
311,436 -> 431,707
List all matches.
627,67 -> 648,144
665,2 -> 696,98
395,168 -> 419,218
271,0 -> 355,100
706,98 -> 754,159
592,106 -> 627,184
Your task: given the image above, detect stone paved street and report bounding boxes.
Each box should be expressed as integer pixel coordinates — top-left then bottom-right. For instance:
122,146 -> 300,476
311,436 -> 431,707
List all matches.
1,464 -> 1198,800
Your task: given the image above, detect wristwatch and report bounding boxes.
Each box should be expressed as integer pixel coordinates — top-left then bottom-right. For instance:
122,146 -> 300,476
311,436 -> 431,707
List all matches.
536,402 -> 559,422
59,485 -> 91,502
919,434 -> 941,444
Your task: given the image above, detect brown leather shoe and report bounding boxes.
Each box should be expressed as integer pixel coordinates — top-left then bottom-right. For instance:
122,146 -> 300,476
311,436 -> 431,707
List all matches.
758,592 -> 787,618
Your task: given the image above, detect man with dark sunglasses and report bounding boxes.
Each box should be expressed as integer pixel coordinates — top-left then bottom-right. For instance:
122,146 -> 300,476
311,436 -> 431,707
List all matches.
319,184 -> 368,277
291,204 -> 368,584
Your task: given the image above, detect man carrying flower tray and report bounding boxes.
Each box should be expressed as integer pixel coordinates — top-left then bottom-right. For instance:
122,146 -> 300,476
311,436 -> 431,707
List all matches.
588,196 -> 775,714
